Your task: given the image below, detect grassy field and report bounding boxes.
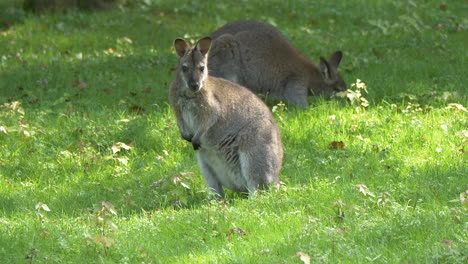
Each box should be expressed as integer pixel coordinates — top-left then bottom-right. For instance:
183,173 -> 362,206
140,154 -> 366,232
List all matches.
0,0 -> 467,263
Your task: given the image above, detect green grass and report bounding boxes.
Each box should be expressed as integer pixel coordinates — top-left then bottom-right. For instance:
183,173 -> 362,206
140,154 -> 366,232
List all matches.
0,0 -> 467,263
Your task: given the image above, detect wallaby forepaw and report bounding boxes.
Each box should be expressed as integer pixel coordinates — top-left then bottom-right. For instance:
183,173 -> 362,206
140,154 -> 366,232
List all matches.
192,142 -> 201,150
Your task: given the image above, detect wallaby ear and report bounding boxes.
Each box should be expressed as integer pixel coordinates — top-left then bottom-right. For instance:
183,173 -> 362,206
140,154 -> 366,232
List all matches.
329,51 -> 343,68
174,38 -> 191,58
196,37 -> 212,56
319,57 -> 332,81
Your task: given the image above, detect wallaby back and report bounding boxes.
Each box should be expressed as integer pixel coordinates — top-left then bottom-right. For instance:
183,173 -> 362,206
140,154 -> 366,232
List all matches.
209,20 -> 346,107
169,37 -> 283,198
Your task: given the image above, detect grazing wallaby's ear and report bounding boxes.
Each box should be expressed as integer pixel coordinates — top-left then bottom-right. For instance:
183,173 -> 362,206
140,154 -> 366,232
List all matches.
196,37 -> 212,56
174,38 -> 191,58
319,57 -> 333,81
329,51 -> 343,68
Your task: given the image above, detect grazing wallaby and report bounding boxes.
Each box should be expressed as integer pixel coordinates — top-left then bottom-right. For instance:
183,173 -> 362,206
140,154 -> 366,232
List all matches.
209,19 -> 346,107
169,37 -> 283,198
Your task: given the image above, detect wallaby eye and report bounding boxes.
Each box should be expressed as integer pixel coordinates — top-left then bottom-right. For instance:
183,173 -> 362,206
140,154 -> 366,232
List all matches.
199,66 -> 205,72
181,65 -> 189,72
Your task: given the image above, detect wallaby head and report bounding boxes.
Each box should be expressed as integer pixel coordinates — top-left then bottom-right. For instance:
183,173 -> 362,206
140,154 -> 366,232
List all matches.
318,50 -> 346,96
174,37 -> 212,93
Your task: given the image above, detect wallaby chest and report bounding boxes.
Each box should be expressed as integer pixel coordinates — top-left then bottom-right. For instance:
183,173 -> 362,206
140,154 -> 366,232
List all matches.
176,95 -> 209,135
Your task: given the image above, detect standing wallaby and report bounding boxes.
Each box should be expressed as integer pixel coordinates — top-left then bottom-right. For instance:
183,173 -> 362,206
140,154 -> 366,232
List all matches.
209,20 -> 346,107
169,37 -> 283,198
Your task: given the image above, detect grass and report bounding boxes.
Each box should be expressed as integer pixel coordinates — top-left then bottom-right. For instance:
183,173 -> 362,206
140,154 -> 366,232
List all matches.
0,0 -> 467,263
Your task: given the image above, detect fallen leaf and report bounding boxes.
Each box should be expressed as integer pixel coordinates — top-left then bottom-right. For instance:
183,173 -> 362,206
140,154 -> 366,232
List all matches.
122,37 -> 133,44
2,20 -> 12,28
101,201 -> 117,215
152,179 -> 164,188
372,48 -> 382,58
228,227 -> 247,236
442,239 -> 452,246
338,229 -> 348,234
329,141 -> 345,150
446,103 -> 467,112
288,11 -> 297,18
294,252 -> 311,264
93,235 -> 115,248
35,202 -> 50,211
129,105 -> 145,115
439,4 -> 448,11
460,191 -> 467,205
381,161 -> 391,169
355,184 -> 375,197
73,80 -> 88,89
455,130 -> 468,138
168,66 -> 177,74
115,157 -> 129,166
112,142 -> 132,154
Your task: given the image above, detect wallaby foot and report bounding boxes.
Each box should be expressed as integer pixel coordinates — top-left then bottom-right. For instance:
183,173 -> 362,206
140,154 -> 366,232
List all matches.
238,151 -> 273,198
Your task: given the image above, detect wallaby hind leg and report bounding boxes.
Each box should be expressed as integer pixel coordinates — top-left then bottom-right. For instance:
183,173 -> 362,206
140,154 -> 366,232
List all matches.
197,152 -> 225,198
238,151 -> 275,198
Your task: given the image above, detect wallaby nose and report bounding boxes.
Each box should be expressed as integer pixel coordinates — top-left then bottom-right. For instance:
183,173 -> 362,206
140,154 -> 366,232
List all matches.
189,80 -> 200,91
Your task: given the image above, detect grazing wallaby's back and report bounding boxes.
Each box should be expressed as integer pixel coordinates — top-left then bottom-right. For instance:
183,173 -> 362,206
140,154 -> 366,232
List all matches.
209,20 -> 346,107
169,37 -> 283,198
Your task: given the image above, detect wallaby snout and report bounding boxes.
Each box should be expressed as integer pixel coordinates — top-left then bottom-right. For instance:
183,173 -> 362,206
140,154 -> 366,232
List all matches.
188,79 -> 200,91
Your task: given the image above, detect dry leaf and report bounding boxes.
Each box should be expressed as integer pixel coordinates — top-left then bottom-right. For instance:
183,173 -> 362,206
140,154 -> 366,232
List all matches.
129,105 -> 145,115
294,252 -> 311,264
93,235 -> 115,248
101,201 -> 117,215
112,142 -> 132,154
446,103 -> 467,112
73,80 -> 88,89
355,184 -> 375,197
329,141 -> 345,150
152,179 -> 164,188
35,202 -> 51,211
115,157 -> 129,166
288,11 -> 297,18
442,239 -> 453,246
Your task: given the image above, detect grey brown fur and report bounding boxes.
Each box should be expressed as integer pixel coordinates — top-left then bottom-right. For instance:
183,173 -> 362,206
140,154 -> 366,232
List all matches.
209,20 -> 346,107
169,37 -> 283,198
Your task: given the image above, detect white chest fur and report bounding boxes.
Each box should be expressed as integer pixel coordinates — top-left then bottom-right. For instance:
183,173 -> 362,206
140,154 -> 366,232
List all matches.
181,108 -> 197,134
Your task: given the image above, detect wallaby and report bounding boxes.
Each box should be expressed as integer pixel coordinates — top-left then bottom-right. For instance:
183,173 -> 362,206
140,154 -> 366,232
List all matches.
169,37 -> 283,198
208,20 -> 346,107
